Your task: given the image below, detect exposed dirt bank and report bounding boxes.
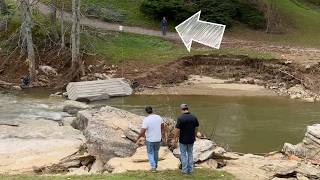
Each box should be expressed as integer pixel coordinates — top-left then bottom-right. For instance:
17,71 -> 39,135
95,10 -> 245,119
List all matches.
132,55 -> 320,101
1,51 -> 320,101
139,75 -> 277,96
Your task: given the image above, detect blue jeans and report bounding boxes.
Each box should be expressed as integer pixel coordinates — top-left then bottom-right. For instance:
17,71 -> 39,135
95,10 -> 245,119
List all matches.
180,143 -> 194,173
146,141 -> 161,169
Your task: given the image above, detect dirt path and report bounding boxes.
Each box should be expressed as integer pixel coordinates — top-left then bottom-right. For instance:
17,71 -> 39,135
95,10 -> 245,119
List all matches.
36,3 -> 179,40
36,3 -> 320,65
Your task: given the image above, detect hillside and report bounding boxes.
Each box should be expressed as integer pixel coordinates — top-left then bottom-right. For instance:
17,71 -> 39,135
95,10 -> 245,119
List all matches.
0,0 -> 319,88
42,0 -> 320,47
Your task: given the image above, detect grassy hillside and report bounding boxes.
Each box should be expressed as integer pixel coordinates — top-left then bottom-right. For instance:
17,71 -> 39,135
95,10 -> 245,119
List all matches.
42,0 -> 320,47
230,0 -> 320,47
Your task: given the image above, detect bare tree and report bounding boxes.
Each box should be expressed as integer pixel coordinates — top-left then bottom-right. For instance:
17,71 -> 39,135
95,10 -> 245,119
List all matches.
60,0 -> 65,48
264,0 -> 284,33
0,0 -> 7,14
50,0 -> 58,40
20,0 -> 36,84
71,0 -> 81,76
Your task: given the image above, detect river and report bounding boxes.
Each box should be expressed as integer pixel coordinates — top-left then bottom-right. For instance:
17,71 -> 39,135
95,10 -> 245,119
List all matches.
1,90 -> 320,153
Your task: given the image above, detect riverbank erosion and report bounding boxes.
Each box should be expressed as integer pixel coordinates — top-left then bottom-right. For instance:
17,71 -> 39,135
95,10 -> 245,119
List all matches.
2,54 -> 320,102
133,55 -> 320,102
2,102 -> 320,179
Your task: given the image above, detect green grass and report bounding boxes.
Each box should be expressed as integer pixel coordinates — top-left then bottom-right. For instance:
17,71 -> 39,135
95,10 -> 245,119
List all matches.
0,169 -> 234,180
82,31 -> 278,64
230,0 -> 320,47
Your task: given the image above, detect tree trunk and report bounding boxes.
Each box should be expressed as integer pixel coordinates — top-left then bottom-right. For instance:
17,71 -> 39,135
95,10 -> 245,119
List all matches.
50,0 -> 58,40
71,0 -> 80,70
60,0 -> 65,48
20,0 -> 36,84
0,0 -> 6,14
20,1 -> 27,53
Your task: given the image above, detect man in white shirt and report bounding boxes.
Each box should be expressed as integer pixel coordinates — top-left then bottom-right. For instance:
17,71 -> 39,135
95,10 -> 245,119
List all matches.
136,106 -> 164,172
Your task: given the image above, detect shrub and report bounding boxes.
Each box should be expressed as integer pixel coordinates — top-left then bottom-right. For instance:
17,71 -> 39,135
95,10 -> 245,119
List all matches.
85,5 -> 125,23
140,0 -> 194,22
235,1 -> 266,30
140,0 -> 266,30
304,0 -> 320,6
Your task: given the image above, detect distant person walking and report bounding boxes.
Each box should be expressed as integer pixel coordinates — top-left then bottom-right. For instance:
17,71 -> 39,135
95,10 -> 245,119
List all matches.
136,106 -> 164,172
161,17 -> 168,36
172,104 -> 199,175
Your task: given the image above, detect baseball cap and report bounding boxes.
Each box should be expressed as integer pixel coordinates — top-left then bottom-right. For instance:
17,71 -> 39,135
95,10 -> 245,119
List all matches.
180,104 -> 188,109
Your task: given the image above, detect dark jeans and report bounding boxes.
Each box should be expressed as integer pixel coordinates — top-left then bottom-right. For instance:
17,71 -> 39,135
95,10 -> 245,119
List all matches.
161,26 -> 167,36
146,141 -> 161,169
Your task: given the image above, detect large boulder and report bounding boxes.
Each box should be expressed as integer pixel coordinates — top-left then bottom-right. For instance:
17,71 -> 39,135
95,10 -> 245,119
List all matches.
282,124 -> 320,163
173,139 -> 217,162
74,106 -> 144,163
0,119 -> 85,174
220,152 -> 320,180
106,146 -> 179,173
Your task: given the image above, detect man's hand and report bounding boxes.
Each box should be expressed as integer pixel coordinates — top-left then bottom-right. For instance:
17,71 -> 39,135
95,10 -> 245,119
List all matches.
136,137 -> 144,146
171,139 -> 178,148
136,128 -> 146,146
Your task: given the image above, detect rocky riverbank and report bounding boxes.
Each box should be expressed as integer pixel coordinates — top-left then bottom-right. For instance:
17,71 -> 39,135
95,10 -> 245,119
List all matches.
1,100 -> 320,180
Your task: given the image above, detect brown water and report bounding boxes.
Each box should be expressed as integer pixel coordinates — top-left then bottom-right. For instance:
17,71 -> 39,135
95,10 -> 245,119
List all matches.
2,89 -> 320,153
101,95 -> 320,153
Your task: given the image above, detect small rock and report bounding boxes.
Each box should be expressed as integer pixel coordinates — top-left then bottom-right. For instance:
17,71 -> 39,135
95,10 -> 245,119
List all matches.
68,166 -> 90,175
290,94 -> 299,99
62,117 -> 76,126
302,97 -> 315,103
197,159 -> 218,169
284,60 -> 293,65
90,158 -> 105,174
94,73 -> 106,80
240,78 -> 255,84
304,64 -> 311,70
39,65 -> 58,76
274,161 -> 298,176
63,100 -> 89,115
212,147 -> 227,157
12,86 -> 22,91
296,173 -> 309,180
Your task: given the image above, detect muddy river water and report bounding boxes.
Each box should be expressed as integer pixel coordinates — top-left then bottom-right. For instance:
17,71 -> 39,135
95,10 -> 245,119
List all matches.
2,89 -> 320,153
